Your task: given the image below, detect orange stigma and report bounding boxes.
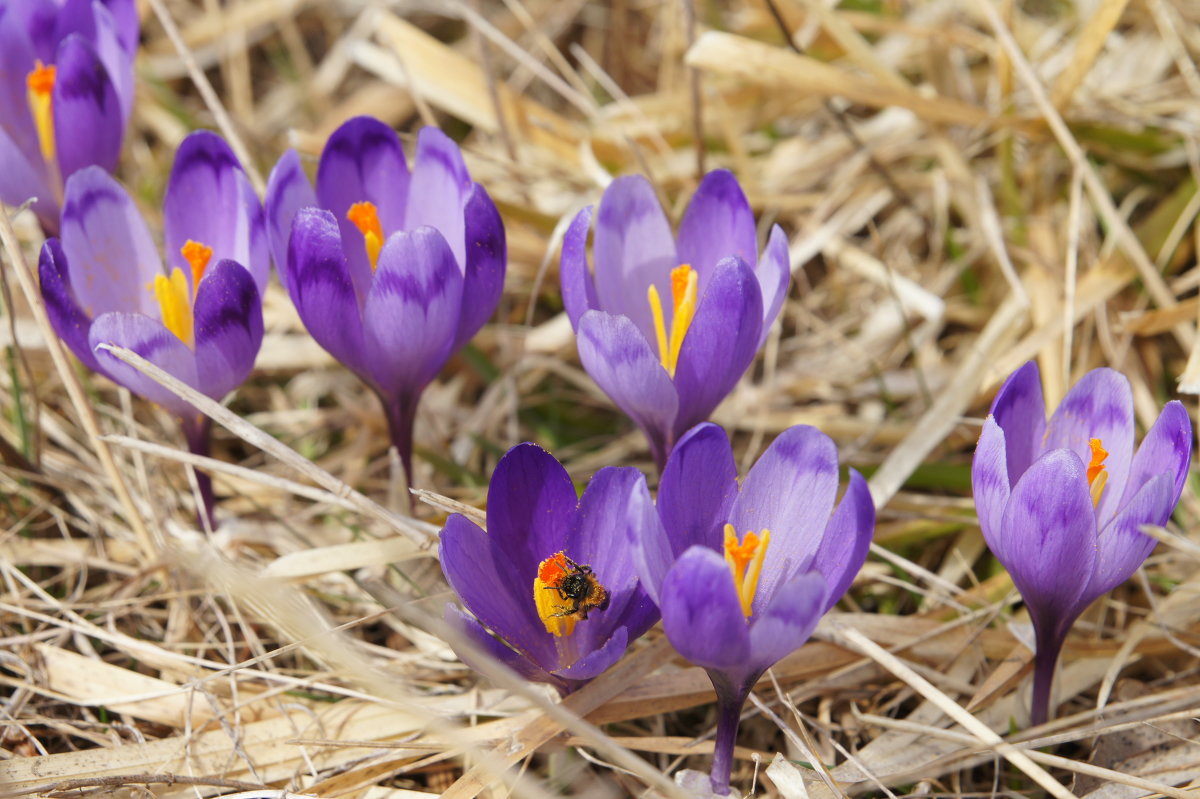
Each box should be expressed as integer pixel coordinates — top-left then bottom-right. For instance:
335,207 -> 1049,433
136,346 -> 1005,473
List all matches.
647,264 -> 699,378
26,60 -> 57,163
347,201 -> 384,270
181,240 -> 213,289
723,524 -> 771,617
1086,438 -> 1108,508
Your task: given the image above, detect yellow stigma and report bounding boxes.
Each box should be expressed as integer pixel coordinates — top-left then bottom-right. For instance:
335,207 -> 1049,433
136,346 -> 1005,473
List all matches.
647,264 -> 699,378
154,268 -> 194,348
181,239 -> 213,290
723,523 -> 770,618
347,201 -> 384,270
26,60 -> 57,163
1087,438 -> 1109,509
534,552 -> 578,638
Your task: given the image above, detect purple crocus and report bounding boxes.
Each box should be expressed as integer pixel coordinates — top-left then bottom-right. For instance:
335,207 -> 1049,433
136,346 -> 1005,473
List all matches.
632,423 -> 873,794
39,130 -> 267,525
560,172 -> 790,470
973,361 -> 1191,725
0,0 -> 138,233
265,117 -> 505,497
438,443 -> 659,695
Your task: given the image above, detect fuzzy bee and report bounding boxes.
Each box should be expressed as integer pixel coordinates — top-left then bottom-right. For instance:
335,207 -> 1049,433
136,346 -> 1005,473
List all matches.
543,554 -> 610,620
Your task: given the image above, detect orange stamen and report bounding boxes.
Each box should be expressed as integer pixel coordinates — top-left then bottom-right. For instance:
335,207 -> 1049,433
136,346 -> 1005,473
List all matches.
346,201 -> 384,270
647,264 -> 699,378
181,240 -> 213,290
26,60 -> 57,163
1087,438 -> 1109,508
534,551 -> 577,638
723,524 -> 771,617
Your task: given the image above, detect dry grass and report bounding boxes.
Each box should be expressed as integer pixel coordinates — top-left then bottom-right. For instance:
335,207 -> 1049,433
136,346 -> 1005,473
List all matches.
3,0 -> 1200,796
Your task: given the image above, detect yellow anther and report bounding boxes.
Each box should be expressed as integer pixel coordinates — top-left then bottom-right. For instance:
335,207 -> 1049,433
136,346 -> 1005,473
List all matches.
154,268 -> 194,348
723,523 -> 771,617
347,201 -> 384,270
647,264 -> 698,378
181,240 -> 213,290
1087,438 -> 1108,509
26,60 -> 57,163
534,552 -> 578,638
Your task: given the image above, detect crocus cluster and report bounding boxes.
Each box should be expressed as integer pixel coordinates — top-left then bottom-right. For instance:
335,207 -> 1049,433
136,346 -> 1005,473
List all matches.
561,171 -> 790,469
40,130 -> 267,525
973,361 -> 1191,724
266,117 -> 505,494
0,0 -> 138,232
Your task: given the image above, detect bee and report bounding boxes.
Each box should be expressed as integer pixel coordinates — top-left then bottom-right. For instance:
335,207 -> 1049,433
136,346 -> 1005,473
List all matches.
543,554 -> 610,620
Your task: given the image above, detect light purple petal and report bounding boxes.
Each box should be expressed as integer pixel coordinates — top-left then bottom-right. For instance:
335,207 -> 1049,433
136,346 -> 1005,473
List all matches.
404,127 -> 470,269
361,226 -> 463,397
660,546 -> 749,670
264,148 -> 317,296
1121,400 -> 1192,511
676,170 -> 758,297
98,0 -> 139,54
89,312 -> 198,417
553,625 -> 628,682
730,424 -> 840,609
87,0 -> 135,118
672,256 -> 764,437
443,604 -> 559,687
316,116 -> 408,302
576,310 -> 679,468
1043,368 -> 1133,524
746,571 -> 825,673
657,422 -> 737,558
193,259 -> 263,401
999,449 -> 1097,633
0,2 -> 41,157
591,175 -> 677,343
755,224 -> 790,346
990,360 -> 1046,485
453,182 -> 506,351
0,125 -> 52,223
810,469 -> 873,612
51,34 -> 122,180
38,237 -> 100,372
560,205 -> 598,330
972,416 -> 1010,558
1084,472 -> 1173,606
60,166 -> 161,317
286,207 -> 370,380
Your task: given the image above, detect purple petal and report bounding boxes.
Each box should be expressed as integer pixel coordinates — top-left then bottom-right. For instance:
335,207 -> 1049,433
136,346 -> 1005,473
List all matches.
756,224 -> 790,345
98,0 -> 139,54
89,312 -> 198,417
746,571 -> 825,673
660,547 -> 750,670
38,237 -> 100,372
264,148 -> 317,296
60,166 -> 161,317
1121,400 -> 1192,511
439,513 -> 556,669
164,131 -> 269,296
51,34 -> 122,180
591,175 -> 678,343
286,207 -> 370,380
81,0 -> 134,119
810,469 -> 873,612
999,449 -> 1097,633
443,604 -> 559,686
404,127 -> 470,268
452,182 -> 506,351
361,226 -> 463,397
1084,472 -> 1173,606
676,170 -> 758,297
553,625 -> 628,682
576,310 -> 679,467
730,424 -> 840,609
658,422 -> 737,557
1043,368 -> 1133,524
0,2 -> 40,157
0,125 -> 52,222
316,116 -> 408,302
990,361 -> 1046,485
560,205 -> 598,330
672,256 -> 764,436
972,417 -> 1011,558
193,260 -> 263,401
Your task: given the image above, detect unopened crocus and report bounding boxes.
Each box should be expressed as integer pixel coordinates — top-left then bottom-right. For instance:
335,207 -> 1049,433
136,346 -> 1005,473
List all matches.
265,117 -> 505,496
439,443 -> 659,695
973,361 -> 1192,725
40,130 -> 267,525
632,423 -> 873,794
0,0 -> 139,232
560,172 -> 790,470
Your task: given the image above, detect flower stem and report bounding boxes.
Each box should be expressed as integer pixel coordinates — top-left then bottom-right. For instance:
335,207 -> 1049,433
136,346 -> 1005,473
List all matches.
180,414 -> 215,529
381,392 -> 418,513
707,671 -> 755,796
1030,626 -> 1065,727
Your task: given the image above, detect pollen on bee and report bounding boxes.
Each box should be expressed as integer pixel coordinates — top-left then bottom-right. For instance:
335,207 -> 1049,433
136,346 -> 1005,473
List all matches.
532,551 -> 608,638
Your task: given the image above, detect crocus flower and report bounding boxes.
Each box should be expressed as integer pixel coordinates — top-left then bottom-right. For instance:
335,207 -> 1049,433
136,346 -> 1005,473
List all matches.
560,172 -> 790,470
632,423 -> 873,794
973,361 -> 1191,725
438,443 -> 659,695
39,130 -> 267,525
265,117 -> 505,496
0,0 -> 139,233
